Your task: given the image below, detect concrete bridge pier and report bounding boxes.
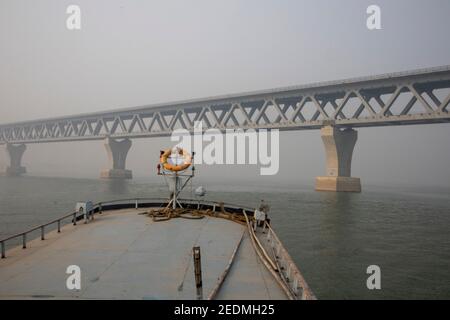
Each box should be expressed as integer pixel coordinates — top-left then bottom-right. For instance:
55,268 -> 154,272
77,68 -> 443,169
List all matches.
3,143 -> 27,176
315,126 -> 361,192
100,137 -> 132,179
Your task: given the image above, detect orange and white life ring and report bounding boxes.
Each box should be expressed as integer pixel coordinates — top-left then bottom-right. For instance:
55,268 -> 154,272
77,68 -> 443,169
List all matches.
160,148 -> 192,172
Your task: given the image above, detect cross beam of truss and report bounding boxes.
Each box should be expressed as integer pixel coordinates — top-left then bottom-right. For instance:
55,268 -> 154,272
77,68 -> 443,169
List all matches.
1,66 -> 450,144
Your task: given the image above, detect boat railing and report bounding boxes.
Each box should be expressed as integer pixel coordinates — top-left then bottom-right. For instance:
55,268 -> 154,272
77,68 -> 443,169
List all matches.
0,198 -> 255,259
263,221 -> 317,300
241,209 -> 316,300
1,210 -> 81,259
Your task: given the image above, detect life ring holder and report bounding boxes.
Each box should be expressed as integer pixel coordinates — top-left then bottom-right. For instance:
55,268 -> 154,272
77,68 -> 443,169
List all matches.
160,148 -> 192,172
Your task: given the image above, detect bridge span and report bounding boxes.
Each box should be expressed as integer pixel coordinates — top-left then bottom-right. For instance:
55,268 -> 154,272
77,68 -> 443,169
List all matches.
1,66 -> 450,191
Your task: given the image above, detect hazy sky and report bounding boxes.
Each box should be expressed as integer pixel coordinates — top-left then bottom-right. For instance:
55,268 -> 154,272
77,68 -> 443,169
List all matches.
1,0 -> 450,188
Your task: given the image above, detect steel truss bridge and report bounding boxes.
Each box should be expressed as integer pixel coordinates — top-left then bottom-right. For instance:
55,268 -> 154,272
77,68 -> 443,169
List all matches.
1,66 -> 450,145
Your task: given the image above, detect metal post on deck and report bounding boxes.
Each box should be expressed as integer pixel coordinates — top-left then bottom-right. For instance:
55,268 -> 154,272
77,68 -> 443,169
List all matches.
135,199 -> 138,209
73,212 -> 77,226
286,263 -> 292,281
172,175 -> 178,210
1,241 -> 5,258
57,220 -> 61,233
193,246 -> 203,300
293,278 -> 299,295
22,233 -> 26,249
276,243 -> 281,258
41,226 -> 45,240
301,288 -> 306,300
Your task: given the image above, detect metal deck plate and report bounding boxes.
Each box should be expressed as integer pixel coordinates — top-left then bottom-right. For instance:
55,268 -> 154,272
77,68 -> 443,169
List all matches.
0,209 -> 287,299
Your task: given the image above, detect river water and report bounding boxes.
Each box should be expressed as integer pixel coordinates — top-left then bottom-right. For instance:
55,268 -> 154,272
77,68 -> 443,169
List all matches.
1,176 -> 449,299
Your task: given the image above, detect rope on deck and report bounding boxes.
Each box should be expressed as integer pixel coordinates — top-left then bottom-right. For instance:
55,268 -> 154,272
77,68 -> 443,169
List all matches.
242,210 -> 295,300
144,202 -> 247,225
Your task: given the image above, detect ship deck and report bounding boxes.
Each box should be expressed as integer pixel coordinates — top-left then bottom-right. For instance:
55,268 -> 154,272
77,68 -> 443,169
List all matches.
0,208 -> 287,299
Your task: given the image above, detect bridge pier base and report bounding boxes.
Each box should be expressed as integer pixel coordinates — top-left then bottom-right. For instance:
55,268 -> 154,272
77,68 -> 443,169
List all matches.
315,126 -> 361,192
2,143 -> 27,176
100,138 -> 132,179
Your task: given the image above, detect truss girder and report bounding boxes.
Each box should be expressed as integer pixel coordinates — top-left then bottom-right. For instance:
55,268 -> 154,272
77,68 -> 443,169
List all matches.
1,66 -> 450,144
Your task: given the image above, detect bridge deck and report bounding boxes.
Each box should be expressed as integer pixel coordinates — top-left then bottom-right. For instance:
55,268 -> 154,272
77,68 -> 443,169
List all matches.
0,208 -> 287,299
1,65 -> 449,145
